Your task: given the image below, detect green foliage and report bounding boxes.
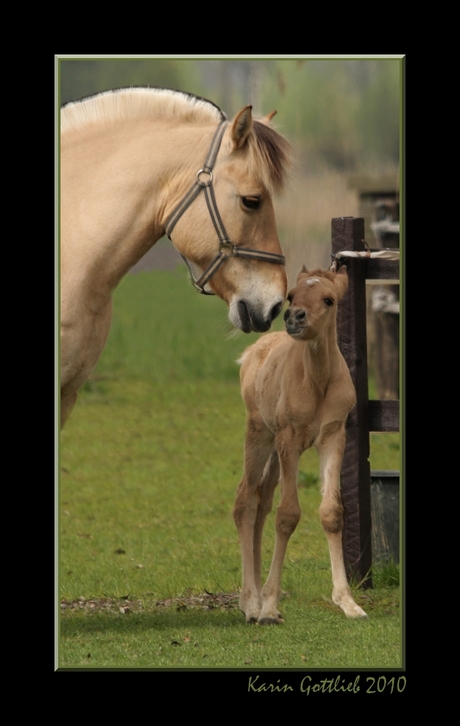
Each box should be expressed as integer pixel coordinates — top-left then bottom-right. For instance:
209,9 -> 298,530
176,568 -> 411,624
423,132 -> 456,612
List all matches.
260,59 -> 400,170
372,559 -> 400,589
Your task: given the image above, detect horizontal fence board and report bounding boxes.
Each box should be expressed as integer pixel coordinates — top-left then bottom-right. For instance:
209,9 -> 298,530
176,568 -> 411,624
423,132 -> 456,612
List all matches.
366,259 -> 399,281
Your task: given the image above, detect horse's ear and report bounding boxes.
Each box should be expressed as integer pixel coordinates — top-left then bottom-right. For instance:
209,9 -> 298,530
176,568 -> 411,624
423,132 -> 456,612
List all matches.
259,110 -> 277,124
230,105 -> 253,149
335,266 -> 349,298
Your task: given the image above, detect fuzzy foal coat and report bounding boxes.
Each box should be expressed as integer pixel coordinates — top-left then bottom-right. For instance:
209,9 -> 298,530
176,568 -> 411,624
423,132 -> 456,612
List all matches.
233,266 -> 367,624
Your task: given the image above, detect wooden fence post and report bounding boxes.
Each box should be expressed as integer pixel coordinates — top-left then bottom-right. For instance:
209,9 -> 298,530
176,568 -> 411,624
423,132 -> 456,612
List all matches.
332,217 -> 373,587
332,216 -> 400,586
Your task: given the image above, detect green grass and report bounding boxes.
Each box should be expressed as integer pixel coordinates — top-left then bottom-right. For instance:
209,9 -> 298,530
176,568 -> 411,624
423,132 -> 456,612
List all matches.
58,268 -> 402,670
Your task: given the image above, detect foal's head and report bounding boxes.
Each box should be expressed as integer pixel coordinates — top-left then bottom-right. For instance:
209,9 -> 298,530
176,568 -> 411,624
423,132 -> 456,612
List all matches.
283,266 -> 348,341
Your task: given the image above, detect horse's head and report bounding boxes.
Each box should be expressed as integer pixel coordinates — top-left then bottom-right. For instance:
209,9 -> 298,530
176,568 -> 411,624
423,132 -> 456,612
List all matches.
284,266 -> 348,340
166,106 -> 291,334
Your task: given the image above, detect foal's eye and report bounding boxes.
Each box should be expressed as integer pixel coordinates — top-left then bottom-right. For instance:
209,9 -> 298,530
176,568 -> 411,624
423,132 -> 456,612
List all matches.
324,298 -> 334,307
241,196 -> 261,210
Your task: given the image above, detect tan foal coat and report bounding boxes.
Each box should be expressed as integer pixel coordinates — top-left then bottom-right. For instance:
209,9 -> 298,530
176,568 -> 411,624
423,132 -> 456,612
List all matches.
233,266 -> 367,623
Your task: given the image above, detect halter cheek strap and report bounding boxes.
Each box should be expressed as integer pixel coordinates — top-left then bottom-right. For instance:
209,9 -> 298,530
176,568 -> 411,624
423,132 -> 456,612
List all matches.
164,120 -> 285,295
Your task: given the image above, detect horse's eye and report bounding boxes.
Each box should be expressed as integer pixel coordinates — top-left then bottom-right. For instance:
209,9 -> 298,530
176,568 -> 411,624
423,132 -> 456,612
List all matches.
324,298 -> 334,307
242,196 -> 261,210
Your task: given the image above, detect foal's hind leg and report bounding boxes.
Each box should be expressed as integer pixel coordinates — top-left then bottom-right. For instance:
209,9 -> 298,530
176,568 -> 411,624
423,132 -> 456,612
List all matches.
253,451 -> 280,593
317,422 -> 367,618
233,421 -> 274,623
258,433 -> 302,624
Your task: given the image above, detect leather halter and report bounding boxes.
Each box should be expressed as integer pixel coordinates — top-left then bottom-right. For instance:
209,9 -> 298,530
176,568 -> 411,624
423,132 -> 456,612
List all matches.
164,120 -> 285,295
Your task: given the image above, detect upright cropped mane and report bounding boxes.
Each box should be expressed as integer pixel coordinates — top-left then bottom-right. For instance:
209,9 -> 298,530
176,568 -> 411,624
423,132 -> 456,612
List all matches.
61,87 -> 291,195
61,87 -> 226,133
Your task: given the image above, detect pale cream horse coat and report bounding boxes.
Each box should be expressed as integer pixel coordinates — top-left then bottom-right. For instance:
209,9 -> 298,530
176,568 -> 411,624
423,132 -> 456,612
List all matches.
60,88 -> 290,427
233,266 -> 367,624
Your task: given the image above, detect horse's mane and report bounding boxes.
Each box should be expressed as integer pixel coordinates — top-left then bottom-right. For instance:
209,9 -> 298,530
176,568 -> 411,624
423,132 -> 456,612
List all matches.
61,87 -> 226,133
61,87 -> 291,194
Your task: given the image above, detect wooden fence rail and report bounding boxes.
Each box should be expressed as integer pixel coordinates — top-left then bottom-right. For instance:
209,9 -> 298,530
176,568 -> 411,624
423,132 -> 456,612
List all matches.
331,217 -> 400,588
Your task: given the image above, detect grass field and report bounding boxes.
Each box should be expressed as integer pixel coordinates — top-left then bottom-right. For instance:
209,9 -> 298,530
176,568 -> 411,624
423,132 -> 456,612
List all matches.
58,266 -> 402,671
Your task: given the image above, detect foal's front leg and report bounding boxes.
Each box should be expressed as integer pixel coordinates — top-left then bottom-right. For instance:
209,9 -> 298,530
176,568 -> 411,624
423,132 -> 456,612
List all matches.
317,422 -> 367,618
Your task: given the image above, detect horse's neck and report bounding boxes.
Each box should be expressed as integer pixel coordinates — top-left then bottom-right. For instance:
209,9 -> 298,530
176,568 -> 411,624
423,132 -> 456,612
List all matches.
61,120 -> 212,291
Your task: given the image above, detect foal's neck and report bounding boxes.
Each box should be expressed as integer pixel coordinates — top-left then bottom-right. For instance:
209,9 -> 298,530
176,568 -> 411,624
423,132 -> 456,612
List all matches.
302,321 -> 341,389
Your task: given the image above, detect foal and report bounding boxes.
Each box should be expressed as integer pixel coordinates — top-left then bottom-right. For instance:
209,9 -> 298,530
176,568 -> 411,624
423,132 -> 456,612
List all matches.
233,265 -> 367,624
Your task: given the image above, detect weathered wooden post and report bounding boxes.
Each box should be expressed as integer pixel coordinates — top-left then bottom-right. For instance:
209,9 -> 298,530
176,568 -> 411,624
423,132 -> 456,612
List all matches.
332,216 -> 400,587
332,217 -> 373,587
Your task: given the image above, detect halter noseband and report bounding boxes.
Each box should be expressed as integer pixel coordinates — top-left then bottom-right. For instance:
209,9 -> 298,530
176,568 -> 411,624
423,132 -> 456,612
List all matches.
164,120 -> 286,295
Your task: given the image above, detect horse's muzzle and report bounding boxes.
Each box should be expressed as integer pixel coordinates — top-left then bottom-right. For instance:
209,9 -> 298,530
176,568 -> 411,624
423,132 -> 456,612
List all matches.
237,299 -> 283,333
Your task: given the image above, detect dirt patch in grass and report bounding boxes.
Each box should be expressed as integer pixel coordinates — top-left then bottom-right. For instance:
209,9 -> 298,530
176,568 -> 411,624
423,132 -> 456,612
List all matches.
60,591 -> 240,614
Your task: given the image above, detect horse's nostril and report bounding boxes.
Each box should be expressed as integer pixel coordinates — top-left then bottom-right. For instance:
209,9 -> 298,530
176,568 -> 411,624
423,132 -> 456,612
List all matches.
296,310 -> 306,321
237,300 -> 252,334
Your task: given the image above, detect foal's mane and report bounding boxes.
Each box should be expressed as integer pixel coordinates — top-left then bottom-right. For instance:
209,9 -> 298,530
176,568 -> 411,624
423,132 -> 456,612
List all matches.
61,87 -> 291,194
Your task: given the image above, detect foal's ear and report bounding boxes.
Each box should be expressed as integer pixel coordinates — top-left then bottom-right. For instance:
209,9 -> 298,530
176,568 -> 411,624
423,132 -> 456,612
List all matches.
296,265 -> 310,283
230,105 -> 253,149
334,266 -> 349,298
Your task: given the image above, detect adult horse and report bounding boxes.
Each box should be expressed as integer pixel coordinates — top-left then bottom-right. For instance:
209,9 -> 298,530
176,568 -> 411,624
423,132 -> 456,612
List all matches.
60,87 -> 291,427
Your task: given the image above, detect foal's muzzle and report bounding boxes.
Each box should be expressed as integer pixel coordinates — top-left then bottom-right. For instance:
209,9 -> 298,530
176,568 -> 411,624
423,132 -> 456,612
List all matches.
284,308 -> 306,336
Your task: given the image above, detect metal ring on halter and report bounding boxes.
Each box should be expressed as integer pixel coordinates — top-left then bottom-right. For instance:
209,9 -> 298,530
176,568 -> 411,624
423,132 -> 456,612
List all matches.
196,169 -> 213,186
219,241 -> 234,257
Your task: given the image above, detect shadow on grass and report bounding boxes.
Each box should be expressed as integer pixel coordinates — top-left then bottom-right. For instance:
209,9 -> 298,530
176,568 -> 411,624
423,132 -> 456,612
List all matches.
61,608 -> 246,637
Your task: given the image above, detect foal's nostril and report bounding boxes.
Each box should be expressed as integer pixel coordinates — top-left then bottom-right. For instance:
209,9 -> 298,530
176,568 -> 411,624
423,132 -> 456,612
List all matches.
296,310 -> 306,322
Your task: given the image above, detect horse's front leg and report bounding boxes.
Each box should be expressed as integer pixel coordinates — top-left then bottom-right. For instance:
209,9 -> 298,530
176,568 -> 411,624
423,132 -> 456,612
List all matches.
233,421 -> 274,623
317,421 -> 367,618
258,430 -> 301,624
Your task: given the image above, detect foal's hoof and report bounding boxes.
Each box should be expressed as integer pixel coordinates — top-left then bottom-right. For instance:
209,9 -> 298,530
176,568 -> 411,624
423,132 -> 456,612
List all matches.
258,612 -> 285,625
348,606 -> 367,619
337,600 -> 367,618
332,590 -> 368,619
